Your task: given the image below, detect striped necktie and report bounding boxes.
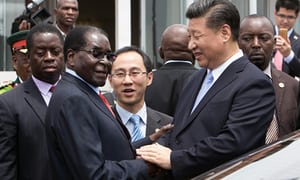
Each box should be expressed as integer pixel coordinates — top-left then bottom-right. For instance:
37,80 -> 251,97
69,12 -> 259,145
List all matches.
129,114 -> 143,142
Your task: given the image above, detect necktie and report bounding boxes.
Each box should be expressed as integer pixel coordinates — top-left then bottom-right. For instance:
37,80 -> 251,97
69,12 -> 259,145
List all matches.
265,114 -> 279,144
191,71 -> 214,113
99,93 -> 115,117
49,85 -> 55,93
274,50 -> 283,71
129,114 -> 143,142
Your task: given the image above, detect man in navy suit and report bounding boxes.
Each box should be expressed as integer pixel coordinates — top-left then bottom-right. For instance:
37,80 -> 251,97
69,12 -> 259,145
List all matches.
273,0 -> 300,78
137,0 -> 275,179
0,24 -> 65,180
45,26 -> 157,179
108,46 -> 172,143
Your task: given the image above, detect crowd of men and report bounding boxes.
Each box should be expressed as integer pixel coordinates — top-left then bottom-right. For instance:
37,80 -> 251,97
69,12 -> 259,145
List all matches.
1,0 -> 300,179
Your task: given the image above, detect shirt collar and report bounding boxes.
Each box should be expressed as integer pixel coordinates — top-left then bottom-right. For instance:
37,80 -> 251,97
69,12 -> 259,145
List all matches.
263,63 -> 272,79
165,60 -> 192,65
116,103 -> 147,125
66,68 -> 99,94
210,49 -> 243,83
31,75 -> 60,95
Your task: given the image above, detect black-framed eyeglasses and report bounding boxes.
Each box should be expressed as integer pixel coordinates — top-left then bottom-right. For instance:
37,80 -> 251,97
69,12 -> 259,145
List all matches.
276,13 -> 297,21
78,49 -> 116,62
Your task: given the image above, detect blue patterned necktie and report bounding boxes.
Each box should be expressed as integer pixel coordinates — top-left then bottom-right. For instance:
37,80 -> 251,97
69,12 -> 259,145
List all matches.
129,114 -> 143,142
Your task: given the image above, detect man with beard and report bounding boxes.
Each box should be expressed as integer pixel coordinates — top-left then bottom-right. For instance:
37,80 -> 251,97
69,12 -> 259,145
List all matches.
239,14 -> 298,144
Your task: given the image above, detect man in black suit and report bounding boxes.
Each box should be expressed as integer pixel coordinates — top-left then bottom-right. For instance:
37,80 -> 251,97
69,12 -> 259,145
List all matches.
108,46 -> 172,143
137,0 -> 275,179
0,24 -> 65,180
145,24 -> 198,116
45,26 -> 157,179
273,0 -> 300,78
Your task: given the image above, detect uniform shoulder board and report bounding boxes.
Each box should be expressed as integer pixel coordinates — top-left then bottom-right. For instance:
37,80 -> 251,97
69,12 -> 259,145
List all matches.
0,80 -> 17,94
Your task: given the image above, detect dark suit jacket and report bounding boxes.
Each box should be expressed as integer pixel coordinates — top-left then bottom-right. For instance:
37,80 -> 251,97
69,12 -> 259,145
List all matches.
145,62 -> 198,116
45,73 -> 151,180
271,66 -> 298,136
0,77 -> 49,180
158,56 -> 275,179
281,30 -> 300,77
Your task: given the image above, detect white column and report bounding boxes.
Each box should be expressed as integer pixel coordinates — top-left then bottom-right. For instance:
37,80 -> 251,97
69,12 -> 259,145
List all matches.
115,0 -> 131,50
249,0 -> 257,14
140,0 -> 146,51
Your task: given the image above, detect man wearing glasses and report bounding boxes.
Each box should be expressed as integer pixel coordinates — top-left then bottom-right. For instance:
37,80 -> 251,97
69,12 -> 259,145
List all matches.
274,0 -> 300,78
0,30 -> 31,94
108,46 -> 172,145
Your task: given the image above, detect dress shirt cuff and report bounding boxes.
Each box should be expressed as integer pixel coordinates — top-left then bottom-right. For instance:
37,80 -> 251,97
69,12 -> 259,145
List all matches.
284,50 -> 294,64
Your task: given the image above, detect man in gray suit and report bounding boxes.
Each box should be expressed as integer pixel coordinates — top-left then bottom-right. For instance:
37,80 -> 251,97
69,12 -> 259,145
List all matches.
109,46 -> 172,143
0,24 -> 65,180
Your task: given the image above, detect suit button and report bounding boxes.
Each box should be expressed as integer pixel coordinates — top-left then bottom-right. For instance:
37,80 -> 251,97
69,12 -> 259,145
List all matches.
175,139 -> 180,144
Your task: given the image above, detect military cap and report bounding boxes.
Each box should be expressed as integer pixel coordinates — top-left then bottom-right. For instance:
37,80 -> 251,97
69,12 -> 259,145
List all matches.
7,30 -> 30,49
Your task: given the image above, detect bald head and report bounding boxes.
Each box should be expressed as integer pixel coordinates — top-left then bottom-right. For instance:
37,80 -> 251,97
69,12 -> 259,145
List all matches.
239,15 -> 275,71
159,24 -> 194,63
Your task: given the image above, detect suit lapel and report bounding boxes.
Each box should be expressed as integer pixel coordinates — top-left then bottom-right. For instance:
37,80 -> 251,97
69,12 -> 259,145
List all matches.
146,108 -> 162,136
66,74 -> 131,142
271,67 -> 285,119
180,57 -> 247,133
23,78 -> 47,125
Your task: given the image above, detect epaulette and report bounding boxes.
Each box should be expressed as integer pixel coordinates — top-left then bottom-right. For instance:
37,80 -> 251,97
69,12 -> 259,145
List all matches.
0,80 -> 18,94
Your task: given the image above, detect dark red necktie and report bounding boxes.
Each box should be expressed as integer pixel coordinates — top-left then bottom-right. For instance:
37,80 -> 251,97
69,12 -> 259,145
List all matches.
99,93 -> 115,117
49,85 -> 55,93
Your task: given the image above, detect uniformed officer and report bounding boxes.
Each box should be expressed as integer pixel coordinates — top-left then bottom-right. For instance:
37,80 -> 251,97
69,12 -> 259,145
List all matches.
0,30 -> 31,94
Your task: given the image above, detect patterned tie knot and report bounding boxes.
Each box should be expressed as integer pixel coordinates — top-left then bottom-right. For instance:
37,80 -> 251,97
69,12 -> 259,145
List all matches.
129,114 -> 140,126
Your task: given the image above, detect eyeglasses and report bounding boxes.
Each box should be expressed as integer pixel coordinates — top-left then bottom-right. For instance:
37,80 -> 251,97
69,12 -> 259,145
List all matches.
111,71 -> 147,80
276,13 -> 297,21
78,49 -> 116,62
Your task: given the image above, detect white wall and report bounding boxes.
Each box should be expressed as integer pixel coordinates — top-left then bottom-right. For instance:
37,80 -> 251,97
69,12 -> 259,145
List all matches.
0,71 -> 17,83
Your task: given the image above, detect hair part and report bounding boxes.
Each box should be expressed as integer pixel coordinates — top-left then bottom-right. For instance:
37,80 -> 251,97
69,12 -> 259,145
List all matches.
115,46 -> 153,73
186,0 -> 240,41
275,0 -> 300,14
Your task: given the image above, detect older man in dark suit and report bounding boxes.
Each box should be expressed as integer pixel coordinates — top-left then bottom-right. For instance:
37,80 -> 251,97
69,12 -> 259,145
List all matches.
239,14 -> 298,143
137,0 -> 275,179
108,46 -> 172,144
0,24 -> 64,180
145,24 -> 198,116
45,26 -> 158,179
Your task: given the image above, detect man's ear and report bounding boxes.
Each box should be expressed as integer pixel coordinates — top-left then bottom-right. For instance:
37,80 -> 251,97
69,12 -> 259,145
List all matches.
67,49 -> 76,67
159,46 -> 164,59
146,71 -> 153,86
12,54 -> 18,71
220,24 -> 231,43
